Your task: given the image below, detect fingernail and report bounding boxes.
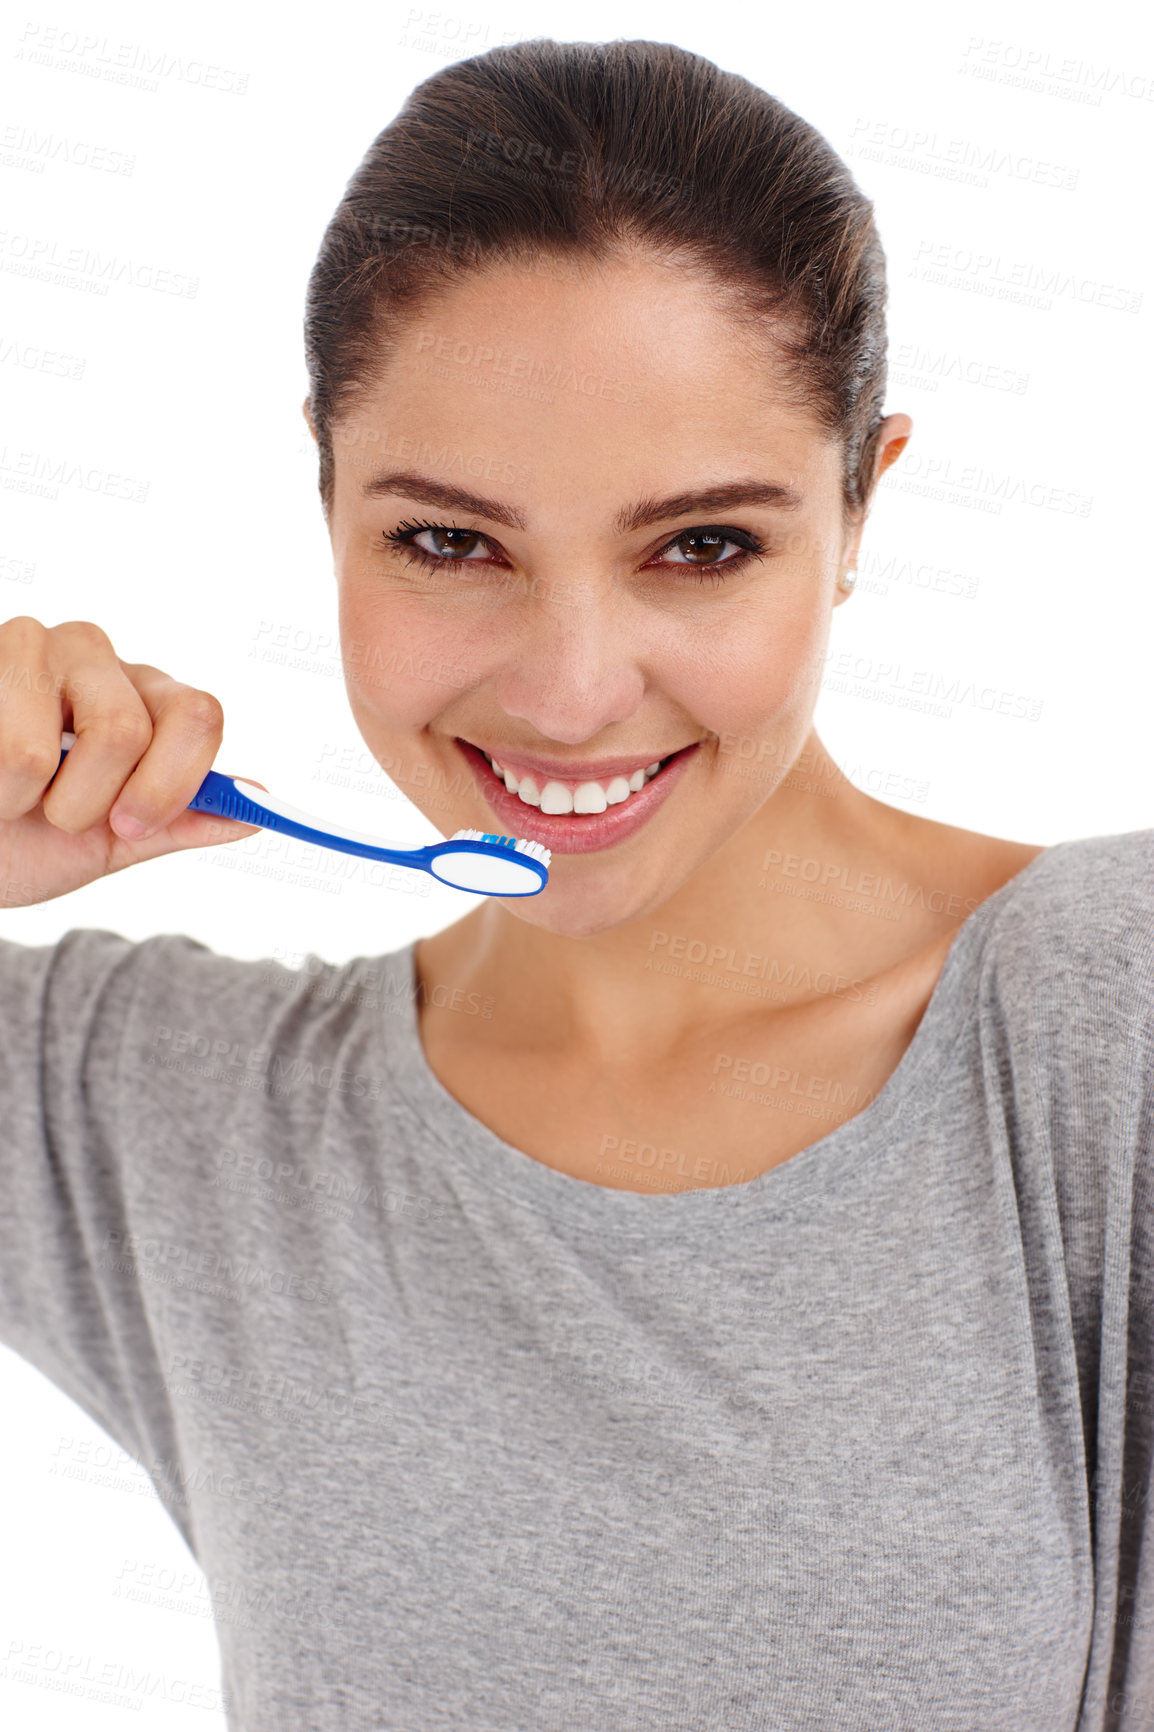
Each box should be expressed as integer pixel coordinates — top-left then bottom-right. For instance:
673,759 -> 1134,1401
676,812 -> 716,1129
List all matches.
111,810 -> 148,840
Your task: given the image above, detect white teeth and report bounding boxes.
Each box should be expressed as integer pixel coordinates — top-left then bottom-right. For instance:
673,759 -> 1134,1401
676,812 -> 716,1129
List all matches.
478,747 -> 667,814
573,782 -> 607,814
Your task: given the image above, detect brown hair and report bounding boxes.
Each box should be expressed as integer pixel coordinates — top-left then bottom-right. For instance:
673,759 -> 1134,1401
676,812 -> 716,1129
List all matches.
304,38 -> 890,527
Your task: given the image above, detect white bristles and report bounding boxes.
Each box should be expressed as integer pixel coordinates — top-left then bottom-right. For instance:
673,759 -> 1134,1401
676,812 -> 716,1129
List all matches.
450,828 -> 552,867
514,838 -> 551,864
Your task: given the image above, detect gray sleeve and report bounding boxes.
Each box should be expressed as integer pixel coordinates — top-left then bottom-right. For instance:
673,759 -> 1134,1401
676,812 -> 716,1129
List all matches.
990,831 -> 1154,1725
1079,836 -> 1154,1725
0,928 -> 193,1534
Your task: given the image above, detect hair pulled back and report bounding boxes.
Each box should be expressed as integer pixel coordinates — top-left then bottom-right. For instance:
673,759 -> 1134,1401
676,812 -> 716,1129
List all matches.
304,38 -> 890,524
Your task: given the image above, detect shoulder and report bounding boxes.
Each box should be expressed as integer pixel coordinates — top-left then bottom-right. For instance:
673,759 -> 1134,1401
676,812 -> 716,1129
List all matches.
33,927 -> 417,1069
115,929 -> 416,1028
954,829 -> 1154,1071
978,827 -> 1154,981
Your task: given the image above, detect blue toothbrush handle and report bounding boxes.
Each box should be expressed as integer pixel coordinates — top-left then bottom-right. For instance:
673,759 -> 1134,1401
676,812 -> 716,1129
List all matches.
186,768 -> 272,827
53,734 -> 434,867
185,768 -> 435,868
53,733 -> 549,895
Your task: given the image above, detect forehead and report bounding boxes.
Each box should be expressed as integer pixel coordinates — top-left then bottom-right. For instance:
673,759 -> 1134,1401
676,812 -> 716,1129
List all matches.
360,251 -> 818,405
331,252 -> 840,512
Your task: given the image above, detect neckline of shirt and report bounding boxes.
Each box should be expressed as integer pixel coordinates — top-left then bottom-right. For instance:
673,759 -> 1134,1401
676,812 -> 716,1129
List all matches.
376,845 -> 1059,1239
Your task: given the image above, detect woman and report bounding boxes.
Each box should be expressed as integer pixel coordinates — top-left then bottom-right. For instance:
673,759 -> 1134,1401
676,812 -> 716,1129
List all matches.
1,38 -> 1150,1731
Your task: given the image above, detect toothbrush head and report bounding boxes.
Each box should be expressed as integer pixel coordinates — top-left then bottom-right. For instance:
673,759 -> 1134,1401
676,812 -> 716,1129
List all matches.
429,830 -> 551,896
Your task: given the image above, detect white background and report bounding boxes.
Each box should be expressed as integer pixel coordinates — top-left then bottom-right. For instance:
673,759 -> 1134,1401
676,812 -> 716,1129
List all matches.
1,0 -> 1150,1722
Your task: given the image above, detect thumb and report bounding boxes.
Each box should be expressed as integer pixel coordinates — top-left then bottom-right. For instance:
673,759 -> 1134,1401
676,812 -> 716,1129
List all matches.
128,775 -> 272,858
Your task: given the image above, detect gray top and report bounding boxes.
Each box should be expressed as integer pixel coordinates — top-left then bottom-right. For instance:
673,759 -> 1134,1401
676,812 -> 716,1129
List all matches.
1,826 -> 1152,1730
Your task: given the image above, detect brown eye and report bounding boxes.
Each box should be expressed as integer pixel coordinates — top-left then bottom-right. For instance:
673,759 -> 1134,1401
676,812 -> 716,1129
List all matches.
655,526 -> 767,577
380,518 -> 499,570
416,527 -> 487,559
672,532 -> 730,564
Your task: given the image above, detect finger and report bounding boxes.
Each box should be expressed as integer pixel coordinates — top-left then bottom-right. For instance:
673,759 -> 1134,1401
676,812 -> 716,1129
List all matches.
38,631 -> 162,835
106,665 -> 269,836
152,771 -> 270,853
101,673 -> 268,843
0,616 -> 68,820
102,664 -> 234,841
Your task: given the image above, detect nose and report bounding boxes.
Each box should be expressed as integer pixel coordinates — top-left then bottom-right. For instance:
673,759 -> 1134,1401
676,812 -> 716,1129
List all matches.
490,573 -> 647,747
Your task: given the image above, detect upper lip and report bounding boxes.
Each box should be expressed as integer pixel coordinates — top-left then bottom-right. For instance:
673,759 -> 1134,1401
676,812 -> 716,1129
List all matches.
459,739 -> 694,782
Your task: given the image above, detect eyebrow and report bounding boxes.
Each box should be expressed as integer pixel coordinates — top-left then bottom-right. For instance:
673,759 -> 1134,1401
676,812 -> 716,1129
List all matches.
360,469 -> 805,532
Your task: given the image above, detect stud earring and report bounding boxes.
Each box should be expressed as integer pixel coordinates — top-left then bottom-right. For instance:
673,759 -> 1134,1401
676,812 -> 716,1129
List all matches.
838,567 -> 858,592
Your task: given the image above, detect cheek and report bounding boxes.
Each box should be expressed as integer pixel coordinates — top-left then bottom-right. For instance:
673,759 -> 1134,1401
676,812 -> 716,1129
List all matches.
337,580 -> 476,727
678,597 -> 825,732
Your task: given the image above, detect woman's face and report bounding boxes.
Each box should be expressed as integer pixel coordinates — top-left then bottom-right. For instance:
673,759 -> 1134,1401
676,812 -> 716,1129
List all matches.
320,251 -> 883,938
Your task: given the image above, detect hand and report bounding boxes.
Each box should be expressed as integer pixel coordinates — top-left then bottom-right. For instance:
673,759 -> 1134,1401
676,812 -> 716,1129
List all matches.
0,616 -> 266,911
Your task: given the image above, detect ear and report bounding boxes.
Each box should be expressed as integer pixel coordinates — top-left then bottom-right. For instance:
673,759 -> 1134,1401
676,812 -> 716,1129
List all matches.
875,433 -> 910,481
871,414 -> 913,485
301,397 -> 318,442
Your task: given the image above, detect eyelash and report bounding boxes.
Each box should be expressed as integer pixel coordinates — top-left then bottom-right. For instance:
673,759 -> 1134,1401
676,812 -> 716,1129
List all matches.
379,517 -> 769,585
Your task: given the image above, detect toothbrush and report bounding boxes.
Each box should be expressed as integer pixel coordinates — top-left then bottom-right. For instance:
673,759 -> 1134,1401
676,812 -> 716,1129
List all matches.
56,732 -> 551,898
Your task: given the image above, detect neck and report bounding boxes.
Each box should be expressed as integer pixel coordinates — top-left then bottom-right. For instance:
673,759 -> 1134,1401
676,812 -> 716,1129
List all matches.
416,730 -> 920,1064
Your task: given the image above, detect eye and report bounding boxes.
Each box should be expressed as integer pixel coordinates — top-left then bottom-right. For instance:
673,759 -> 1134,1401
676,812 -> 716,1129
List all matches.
651,526 -> 768,583
380,518 -> 500,569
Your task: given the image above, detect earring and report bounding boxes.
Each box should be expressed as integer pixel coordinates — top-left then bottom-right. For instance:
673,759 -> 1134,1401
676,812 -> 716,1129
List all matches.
838,567 -> 858,592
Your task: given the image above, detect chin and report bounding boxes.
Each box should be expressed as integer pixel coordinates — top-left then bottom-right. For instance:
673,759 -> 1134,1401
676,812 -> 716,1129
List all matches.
500,864 -> 678,942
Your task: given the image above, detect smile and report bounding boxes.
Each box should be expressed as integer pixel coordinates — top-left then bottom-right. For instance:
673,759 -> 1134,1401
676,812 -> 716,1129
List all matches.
475,746 -> 674,814
454,739 -> 702,856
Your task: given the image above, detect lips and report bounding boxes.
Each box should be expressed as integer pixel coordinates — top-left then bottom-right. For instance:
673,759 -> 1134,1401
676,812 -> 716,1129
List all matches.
467,744 -> 670,787
454,737 -> 701,855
